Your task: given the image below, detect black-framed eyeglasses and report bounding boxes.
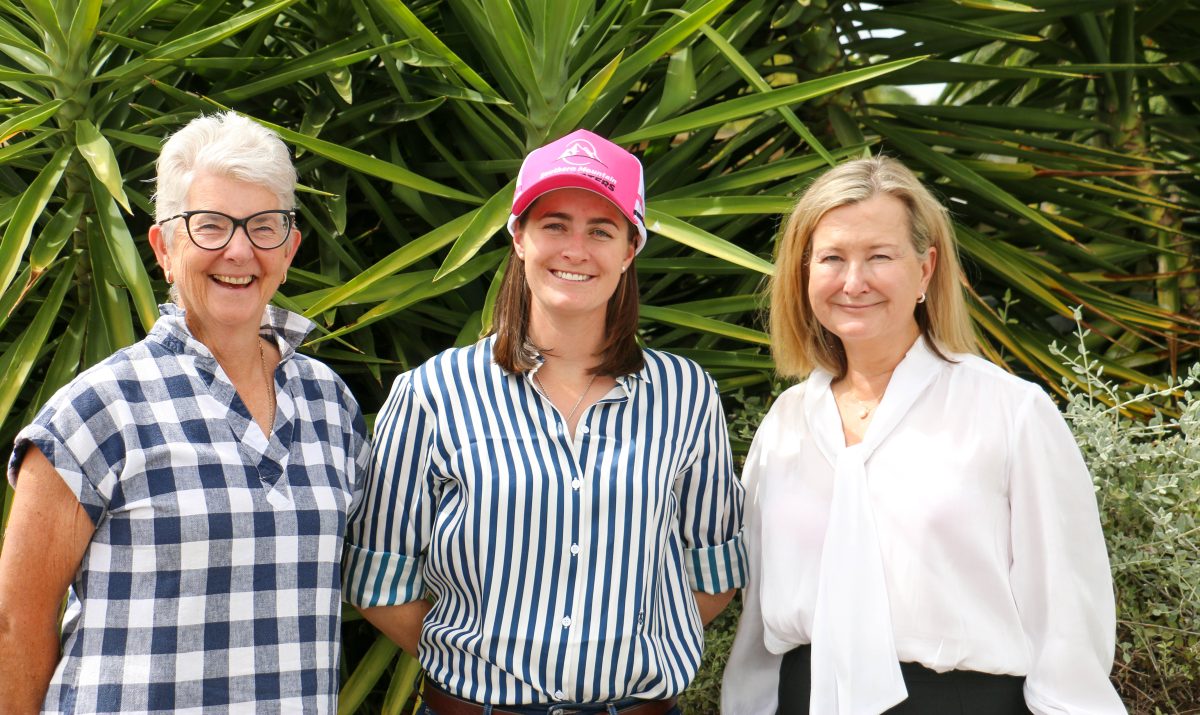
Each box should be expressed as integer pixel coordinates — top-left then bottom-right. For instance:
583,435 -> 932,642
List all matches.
158,209 -> 296,250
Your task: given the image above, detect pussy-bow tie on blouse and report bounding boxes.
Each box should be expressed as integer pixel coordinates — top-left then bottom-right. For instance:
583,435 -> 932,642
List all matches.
803,339 -> 944,715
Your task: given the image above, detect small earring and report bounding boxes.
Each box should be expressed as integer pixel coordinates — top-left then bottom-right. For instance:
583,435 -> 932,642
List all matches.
917,293 -> 926,304
165,269 -> 173,284
281,271 -> 287,285
621,265 -> 627,273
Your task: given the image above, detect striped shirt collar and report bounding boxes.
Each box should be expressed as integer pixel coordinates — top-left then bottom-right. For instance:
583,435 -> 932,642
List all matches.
518,345 -> 654,397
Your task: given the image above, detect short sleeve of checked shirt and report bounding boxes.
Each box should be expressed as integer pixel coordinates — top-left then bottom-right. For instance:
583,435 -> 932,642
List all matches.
11,359 -> 133,524
7,304 -> 369,715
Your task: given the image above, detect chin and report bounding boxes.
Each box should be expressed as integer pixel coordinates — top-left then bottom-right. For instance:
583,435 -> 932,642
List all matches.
826,323 -> 878,340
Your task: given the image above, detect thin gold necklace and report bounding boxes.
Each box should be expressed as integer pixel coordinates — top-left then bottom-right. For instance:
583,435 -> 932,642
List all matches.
258,338 -> 275,428
535,371 -> 598,424
839,389 -> 878,420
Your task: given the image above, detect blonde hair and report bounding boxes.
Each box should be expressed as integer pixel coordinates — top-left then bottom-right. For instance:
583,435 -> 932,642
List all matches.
770,155 -> 978,379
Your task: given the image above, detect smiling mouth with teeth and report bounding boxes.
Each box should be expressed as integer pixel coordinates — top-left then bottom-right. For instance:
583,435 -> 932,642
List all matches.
213,274 -> 254,286
552,270 -> 592,282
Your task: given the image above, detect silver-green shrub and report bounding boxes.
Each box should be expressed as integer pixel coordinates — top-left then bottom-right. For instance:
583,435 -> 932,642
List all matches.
1055,321 -> 1200,714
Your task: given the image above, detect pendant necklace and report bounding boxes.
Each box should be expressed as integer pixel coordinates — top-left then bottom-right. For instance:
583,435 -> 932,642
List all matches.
536,371 -> 598,424
843,391 -> 877,420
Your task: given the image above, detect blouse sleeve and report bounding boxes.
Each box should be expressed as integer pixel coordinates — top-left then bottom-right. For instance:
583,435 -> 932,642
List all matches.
675,374 -> 747,595
342,370 -> 439,607
720,407 -> 783,715
1008,388 -> 1126,714
7,375 -> 127,525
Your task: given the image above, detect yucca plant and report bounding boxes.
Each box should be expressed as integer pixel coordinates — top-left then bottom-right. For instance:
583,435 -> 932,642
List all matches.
836,0 -> 1200,387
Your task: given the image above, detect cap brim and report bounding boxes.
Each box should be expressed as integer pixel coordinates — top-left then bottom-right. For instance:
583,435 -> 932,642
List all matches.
507,178 -> 647,253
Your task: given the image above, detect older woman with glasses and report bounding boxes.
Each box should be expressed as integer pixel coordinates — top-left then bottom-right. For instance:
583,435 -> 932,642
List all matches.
0,112 -> 368,714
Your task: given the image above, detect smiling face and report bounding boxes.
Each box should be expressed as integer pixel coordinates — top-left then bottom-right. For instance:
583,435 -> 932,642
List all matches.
806,192 -> 936,359
149,171 -> 300,344
513,187 -> 636,330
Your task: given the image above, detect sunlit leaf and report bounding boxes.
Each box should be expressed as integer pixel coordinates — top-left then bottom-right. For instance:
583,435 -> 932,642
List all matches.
616,56 -> 927,143
76,119 -> 132,213
646,209 -> 774,275
0,255 -> 77,423
434,180 -> 515,281
640,304 -> 770,345
0,99 -> 64,142
90,173 -> 157,331
0,145 -> 70,296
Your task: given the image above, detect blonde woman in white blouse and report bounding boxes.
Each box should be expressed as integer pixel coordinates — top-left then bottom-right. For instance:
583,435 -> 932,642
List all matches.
721,156 -> 1125,715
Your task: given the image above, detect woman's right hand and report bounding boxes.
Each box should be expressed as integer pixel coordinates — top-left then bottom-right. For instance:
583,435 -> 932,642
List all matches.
357,600 -> 433,658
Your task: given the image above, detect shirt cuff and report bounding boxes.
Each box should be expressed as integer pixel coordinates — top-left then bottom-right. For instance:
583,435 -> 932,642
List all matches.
342,542 -> 426,607
685,531 -> 748,594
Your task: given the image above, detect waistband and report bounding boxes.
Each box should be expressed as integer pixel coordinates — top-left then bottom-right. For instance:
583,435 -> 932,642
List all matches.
421,677 -> 677,715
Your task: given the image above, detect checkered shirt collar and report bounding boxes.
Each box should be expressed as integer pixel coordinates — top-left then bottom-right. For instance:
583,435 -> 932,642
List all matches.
154,302 -> 316,361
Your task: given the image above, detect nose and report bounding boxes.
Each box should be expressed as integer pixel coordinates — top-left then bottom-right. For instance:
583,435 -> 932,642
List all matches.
842,259 -> 870,294
558,229 -> 589,261
222,224 -> 256,261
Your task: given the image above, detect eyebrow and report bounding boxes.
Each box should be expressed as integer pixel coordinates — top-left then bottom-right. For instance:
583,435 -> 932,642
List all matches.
537,211 -> 620,227
814,240 -> 905,250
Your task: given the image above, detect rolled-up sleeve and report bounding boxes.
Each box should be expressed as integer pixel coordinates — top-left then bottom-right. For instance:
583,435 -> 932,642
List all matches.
9,378 -> 126,526
343,371 -> 439,607
676,375 -> 747,595
1009,389 -> 1126,714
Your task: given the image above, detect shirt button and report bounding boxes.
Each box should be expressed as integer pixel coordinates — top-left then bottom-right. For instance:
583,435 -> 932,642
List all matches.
571,479 -> 581,490
554,690 -> 565,700
570,543 -> 580,555
581,425 -> 590,434
561,616 -> 572,628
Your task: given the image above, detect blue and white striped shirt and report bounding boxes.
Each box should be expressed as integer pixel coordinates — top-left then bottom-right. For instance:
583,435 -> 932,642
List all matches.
343,336 -> 746,704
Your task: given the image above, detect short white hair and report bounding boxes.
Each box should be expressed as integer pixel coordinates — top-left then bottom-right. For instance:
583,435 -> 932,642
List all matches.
153,111 -> 297,248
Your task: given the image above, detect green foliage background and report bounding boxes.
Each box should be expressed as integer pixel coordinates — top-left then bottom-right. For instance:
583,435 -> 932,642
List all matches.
1,0 -> 1198,712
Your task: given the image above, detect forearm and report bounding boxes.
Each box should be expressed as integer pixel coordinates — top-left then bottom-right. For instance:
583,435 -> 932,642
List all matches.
693,588 -> 736,625
357,599 -> 432,657
0,613 -> 60,714
0,446 -> 92,714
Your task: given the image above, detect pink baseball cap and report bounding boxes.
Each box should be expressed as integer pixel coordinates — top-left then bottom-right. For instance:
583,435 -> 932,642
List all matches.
507,129 -> 648,253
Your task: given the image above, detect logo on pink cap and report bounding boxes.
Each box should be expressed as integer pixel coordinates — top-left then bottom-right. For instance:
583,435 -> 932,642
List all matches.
559,138 -> 605,167
508,129 -> 648,253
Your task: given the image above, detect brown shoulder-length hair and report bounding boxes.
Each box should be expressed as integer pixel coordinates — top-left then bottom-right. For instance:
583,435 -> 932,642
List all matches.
490,215 -> 643,376
770,155 -> 979,380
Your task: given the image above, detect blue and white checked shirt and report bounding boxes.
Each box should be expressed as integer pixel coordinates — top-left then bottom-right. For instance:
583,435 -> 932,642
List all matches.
343,337 -> 746,705
9,304 -> 369,714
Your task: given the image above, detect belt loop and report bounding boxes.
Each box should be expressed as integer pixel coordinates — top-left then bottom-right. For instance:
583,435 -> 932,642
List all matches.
607,705 -> 619,715
483,707 -> 493,715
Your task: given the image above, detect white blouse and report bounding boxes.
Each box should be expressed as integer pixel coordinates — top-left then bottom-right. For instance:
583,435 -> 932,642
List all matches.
721,338 -> 1125,715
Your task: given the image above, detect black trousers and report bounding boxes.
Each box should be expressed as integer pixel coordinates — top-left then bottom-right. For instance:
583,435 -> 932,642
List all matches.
778,645 -> 1033,715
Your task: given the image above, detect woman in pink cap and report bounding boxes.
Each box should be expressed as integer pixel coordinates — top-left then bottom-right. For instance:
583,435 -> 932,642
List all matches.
343,130 -> 747,715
